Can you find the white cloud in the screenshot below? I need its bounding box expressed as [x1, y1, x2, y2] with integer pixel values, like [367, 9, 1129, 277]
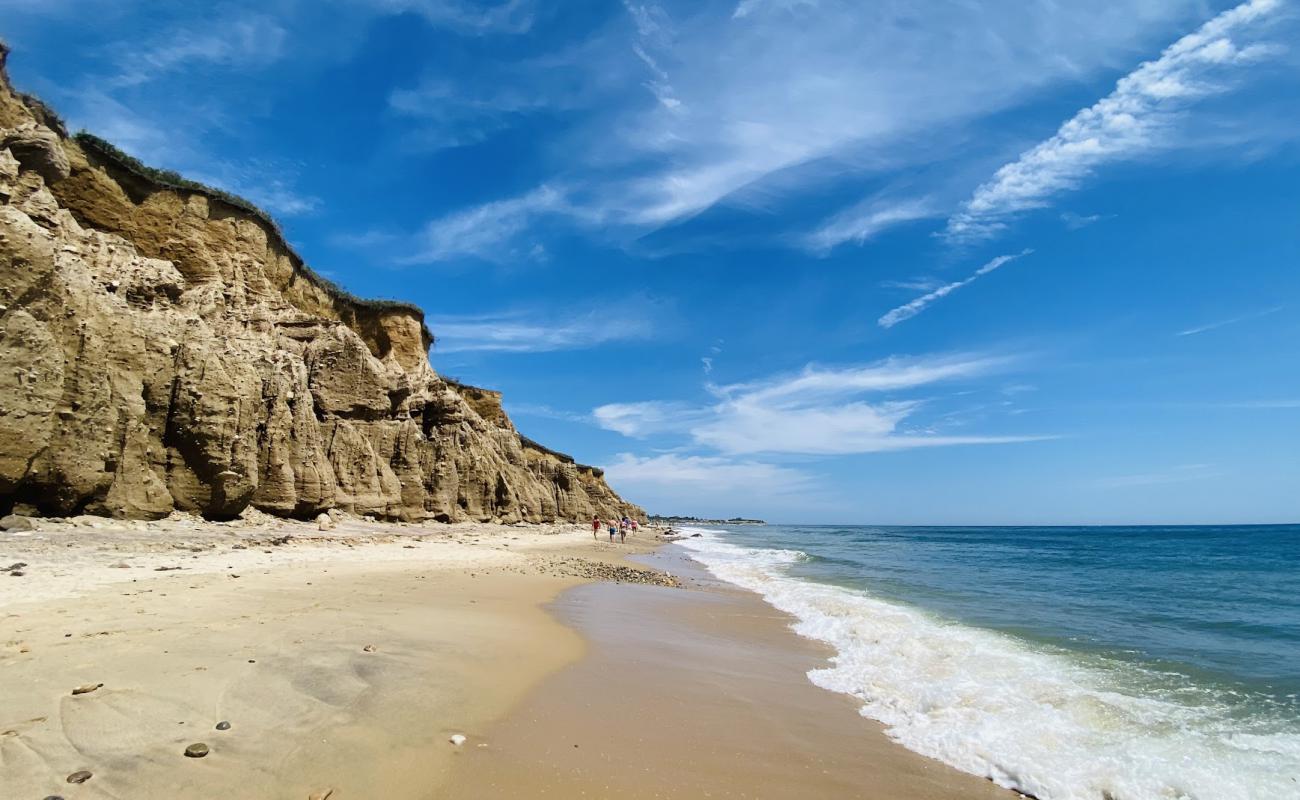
[108, 13, 286, 87]
[394, 0, 1261, 256]
[593, 401, 705, 438]
[596, 0, 1215, 227]
[596, 353, 1046, 456]
[1060, 211, 1106, 230]
[1176, 304, 1283, 336]
[387, 77, 554, 150]
[732, 0, 818, 20]
[804, 195, 936, 254]
[878, 250, 1032, 329]
[429, 307, 655, 353]
[701, 356, 713, 375]
[405, 185, 592, 263]
[604, 453, 811, 496]
[880, 277, 944, 292]
[364, 0, 535, 34]
[945, 0, 1286, 242]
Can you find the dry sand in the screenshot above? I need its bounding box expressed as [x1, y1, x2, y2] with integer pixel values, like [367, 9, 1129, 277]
[0, 514, 667, 799]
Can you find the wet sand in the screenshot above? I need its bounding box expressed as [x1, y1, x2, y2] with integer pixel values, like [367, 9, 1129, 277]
[446, 547, 1017, 799]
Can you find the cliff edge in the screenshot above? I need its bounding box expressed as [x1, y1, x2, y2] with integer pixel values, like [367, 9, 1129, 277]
[0, 44, 641, 523]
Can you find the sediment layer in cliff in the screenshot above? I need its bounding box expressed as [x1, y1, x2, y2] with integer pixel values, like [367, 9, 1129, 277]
[0, 44, 641, 523]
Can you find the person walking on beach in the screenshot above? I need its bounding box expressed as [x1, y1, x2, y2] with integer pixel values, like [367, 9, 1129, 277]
[618, 518, 628, 544]
[608, 519, 618, 542]
[592, 515, 601, 541]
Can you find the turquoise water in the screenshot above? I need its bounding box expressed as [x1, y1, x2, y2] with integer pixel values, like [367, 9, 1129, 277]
[677, 524, 1300, 800]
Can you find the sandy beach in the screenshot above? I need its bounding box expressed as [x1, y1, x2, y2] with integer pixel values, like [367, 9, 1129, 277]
[1, 515, 1012, 799]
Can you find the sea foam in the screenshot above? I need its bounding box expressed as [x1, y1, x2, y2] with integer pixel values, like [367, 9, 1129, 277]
[676, 527, 1300, 800]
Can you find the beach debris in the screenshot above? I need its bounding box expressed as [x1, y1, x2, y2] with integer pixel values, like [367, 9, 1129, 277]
[308, 789, 335, 800]
[109, 562, 131, 568]
[154, 565, 182, 571]
[184, 742, 210, 758]
[71, 683, 103, 695]
[43, 795, 66, 800]
[0, 513, 35, 531]
[4, 561, 26, 571]
[215, 721, 231, 731]
[66, 770, 93, 783]
[362, 644, 376, 653]
[449, 734, 467, 746]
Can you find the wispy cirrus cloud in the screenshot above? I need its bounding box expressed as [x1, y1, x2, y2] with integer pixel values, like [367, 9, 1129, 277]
[878, 250, 1032, 329]
[804, 195, 936, 255]
[944, 0, 1287, 243]
[1176, 304, 1283, 336]
[595, 353, 1046, 456]
[403, 0, 1222, 258]
[362, 0, 536, 35]
[428, 305, 656, 353]
[603, 452, 814, 507]
[592, 401, 707, 438]
[405, 185, 595, 264]
[105, 13, 287, 88]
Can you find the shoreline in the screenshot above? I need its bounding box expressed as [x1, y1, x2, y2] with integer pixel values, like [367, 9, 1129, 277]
[1, 515, 1014, 799]
[445, 543, 1017, 799]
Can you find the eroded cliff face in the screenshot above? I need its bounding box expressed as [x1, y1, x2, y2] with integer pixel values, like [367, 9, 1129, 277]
[0, 46, 641, 523]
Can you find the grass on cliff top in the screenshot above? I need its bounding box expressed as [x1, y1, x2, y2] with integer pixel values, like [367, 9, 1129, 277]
[70, 132, 430, 322]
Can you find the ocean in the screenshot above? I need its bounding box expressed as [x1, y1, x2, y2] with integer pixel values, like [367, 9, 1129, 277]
[675, 524, 1300, 800]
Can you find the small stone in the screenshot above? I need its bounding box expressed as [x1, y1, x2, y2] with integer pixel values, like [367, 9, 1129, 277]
[308, 789, 335, 800]
[71, 683, 103, 695]
[449, 733, 467, 746]
[362, 644, 376, 653]
[109, 562, 131, 569]
[43, 795, 66, 800]
[316, 512, 332, 531]
[215, 721, 231, 731]
[184, 742, 209, 758]
[66, 770, 92, 783]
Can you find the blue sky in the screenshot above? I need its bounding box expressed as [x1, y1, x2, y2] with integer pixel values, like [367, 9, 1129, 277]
[4, 0, 1298, 524]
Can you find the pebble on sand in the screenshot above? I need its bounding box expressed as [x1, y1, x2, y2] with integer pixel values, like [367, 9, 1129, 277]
[215, 721, 231, 731]
[184, 742, 210, 758]
[66, 770, 92, 783]
[308, 789, 335, 800]
[449, 734, 467, 746]
[363, 644, 376, 652]
[71, 683, 103, 695]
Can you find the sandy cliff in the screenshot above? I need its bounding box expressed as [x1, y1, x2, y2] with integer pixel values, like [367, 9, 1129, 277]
[0, 44, 641, 523]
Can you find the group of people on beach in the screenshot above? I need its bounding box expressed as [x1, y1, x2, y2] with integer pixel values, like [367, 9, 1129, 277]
[592, 515, 638, 543]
